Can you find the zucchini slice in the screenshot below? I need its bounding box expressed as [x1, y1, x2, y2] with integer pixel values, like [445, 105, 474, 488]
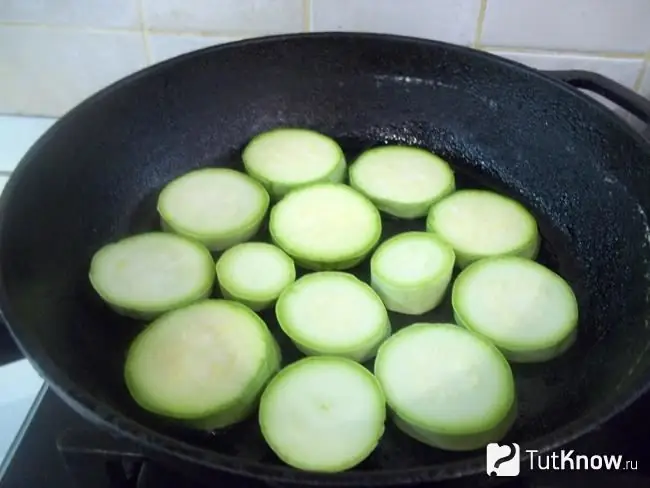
[269, 183, 382, 270]
[242, 128, 346, 200]
[452, 256, 579, 363]
[374, 323, 516, 451]
[259, 356, 386, 472]
[89, 232, 214, 320]
[349, 146, 455, 219]
[426, 189, 539, 268]
[157, 168, 270, 251]
[370, 231, 455, 315]
[215, 242, 296, 311]
[276, 272, 391, 362]
[125, 299, 281, 430]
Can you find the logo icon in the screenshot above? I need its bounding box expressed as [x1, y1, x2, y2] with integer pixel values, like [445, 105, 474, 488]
[486, 443, 520, 476]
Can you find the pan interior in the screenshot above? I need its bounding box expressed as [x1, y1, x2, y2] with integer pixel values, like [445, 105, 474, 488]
[2, 34, 650, 480]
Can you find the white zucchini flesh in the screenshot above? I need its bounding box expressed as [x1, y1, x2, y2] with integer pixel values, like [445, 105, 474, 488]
[242, 128, 346, 200]
[452, 256, 579, 363]
[215, 242, 296, 311]
[125, 299, 281, 430]
[269, 183, 382, 270]
[157, 168, 270, 251]
[259, 356, 386, 473]
[370, 231, 455, 315]
[88, 232, 214, 320]
[276, 272, 391, 362]
[349, 146, 455, 219]
[426, 189, 539, 268]
[374, 323, 516, 451]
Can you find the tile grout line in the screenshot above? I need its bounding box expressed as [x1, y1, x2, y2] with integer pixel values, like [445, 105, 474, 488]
[303, 0, 312, 32]
[0, 21, 285, 39]
[136, 0, 153, 65]
[0, 20, 138, 34]
[483, 45, 646, 60]
[0, 114, 58, 118]
[0, 113, 56, 120]
[0, 18, 646, 61]
[633, 62, 647, 93]
[472, 0, 488, 48]
[144, 28, 271, 38]
[632, 49, 650, 93]
[136, 0, 153, 66]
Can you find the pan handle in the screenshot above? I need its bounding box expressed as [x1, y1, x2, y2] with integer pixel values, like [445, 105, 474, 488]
[541, 69, 650, 124]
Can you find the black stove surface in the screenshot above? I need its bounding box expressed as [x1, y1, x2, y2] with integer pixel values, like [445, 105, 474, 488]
[0, 385, 649, 488]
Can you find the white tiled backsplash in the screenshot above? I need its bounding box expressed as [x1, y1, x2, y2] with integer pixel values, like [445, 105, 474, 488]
[1, 0, 650, 118]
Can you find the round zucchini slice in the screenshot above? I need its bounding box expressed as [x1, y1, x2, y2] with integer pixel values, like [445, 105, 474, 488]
[216, 242, 296, 311]
[374, 323, 516, 451]
[259, 356, 386, 472]
[349, 145, 455, 219]
[242, 128, 346, 200]
[426, 189, 539, 268]
[269, 183, 382, 270]
[276, 272, 391, 362]
[157, 168, 270, 251]
[370, 231, 455, 315]
[125, 299, 281, 430]
[89, 232, 214, 320]
[452, 256, 579, 363]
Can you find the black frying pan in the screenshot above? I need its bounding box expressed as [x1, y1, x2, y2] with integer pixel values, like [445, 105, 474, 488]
[2, 33, 650, 486]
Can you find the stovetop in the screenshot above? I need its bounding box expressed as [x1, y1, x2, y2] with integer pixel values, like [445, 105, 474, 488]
[0, 383, 649, 488]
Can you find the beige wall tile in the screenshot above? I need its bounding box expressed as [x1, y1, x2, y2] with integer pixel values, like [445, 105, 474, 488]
[482, 0, 650, 54]
[143, 0, 304, 34]
[311, 0, 482, 45]
[0, 26, 147, 116]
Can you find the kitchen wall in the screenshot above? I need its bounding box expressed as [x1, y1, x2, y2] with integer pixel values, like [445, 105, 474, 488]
[1, 0, 650, 118]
